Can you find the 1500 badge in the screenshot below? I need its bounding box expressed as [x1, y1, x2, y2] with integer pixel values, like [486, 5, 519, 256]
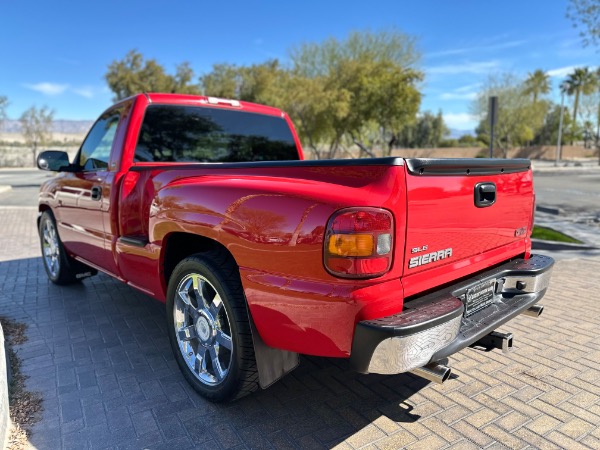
[409, 248, 453, 269]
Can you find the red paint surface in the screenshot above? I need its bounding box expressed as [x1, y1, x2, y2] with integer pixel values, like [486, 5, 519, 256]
[38, 93, 534, 358]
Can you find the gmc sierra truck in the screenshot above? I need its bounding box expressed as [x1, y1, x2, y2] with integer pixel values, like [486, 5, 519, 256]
[37, 93, 554, 402]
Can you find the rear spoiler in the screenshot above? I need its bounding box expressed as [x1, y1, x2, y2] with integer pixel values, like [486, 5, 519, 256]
[405, 158, 531, 176]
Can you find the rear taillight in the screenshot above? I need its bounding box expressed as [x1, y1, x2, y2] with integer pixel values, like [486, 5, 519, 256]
[324, 208, 394, 278]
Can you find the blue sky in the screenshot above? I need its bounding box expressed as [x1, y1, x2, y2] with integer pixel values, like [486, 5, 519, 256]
[1, 0, 598, 130]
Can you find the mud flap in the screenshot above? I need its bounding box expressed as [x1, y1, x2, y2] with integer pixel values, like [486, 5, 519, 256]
[71, 260, 98, 280]
[75, 268, 97, 279]
[247, 310, 299, 389]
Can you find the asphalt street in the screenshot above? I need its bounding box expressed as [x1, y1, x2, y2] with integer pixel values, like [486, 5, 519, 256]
[0, 169, 53, 207]
[534, 171, 600, 222]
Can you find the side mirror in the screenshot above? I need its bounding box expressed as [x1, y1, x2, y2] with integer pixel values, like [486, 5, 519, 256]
[37, 150, 71, 172]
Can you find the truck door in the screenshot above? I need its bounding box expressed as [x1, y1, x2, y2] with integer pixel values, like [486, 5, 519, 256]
[55, 108, 123, 275]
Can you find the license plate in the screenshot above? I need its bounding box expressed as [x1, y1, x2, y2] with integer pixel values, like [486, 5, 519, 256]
[465, 279, 496, 317]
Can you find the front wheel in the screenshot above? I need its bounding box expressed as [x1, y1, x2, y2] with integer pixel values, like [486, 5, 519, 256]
[166, 252, 259, 402]
[39, 211, 91, 285]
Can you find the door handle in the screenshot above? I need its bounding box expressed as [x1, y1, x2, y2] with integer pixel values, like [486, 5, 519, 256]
[91, 185, 102, 201]
[474, 182, 496, 208]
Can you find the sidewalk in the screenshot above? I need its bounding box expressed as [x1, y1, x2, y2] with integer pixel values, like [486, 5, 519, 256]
[1, 207, 600, 449]
[532, 159, 600, 173]
[533, 207, 600, 261]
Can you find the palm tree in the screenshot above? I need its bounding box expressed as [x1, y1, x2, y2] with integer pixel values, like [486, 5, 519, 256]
[563, 67, 597, 131]
[596, 67, 600, 166]
[523, 69, 550, 104]
[563, 67, 598, 144]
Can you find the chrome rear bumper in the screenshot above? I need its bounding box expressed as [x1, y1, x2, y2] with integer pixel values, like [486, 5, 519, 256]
[349, 254, 554, 375]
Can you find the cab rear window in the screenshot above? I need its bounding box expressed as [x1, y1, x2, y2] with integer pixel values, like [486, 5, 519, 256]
[134, 105, 299, 163]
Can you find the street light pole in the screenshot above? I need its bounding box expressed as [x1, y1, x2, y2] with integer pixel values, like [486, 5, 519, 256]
[555, 86, 566, 167]
[489, 96, 498, 158]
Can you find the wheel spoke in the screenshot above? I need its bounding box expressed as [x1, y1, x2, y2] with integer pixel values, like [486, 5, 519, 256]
[178, 325, 197, 342]
[209, 346, 224, 381]
[185, 304, 200, 320]
[191, 351, 201, 374]
[216, 330, 232, 350]
[192, 276, 210, 310]
[177, 278, 193, 306]
[199, 348, 209, 373]
[209, 293, 223, 318]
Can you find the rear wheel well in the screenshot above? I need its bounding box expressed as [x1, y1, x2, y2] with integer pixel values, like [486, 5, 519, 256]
[162, 232, 236, 287]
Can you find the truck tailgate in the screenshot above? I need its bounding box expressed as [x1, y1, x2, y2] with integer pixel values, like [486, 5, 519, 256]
[401, 158, 534, 296]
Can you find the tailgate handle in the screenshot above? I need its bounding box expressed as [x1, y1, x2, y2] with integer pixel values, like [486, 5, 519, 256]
[474, 182, 496, 207]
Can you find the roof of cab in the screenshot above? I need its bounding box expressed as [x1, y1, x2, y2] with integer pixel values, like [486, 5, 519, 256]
[143, 93, 285, 117]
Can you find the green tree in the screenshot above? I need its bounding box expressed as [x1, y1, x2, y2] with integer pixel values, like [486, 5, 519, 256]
[395, 111, 449, 148]
[472, 73, 548, 157]
[596, 68, 600, 163]
[597, 67, 600, 138]
[20, 106, 54, 167]
[200, 63, 241, 99]
[0, 96, 8, 131]
[563, 67, 598, 141]
[105, 50, 200, 100]
[567, 0, 600, 48]
[200, 60, 284, 105]
[457, 134, 481, 146]
[523, 70, 551, 104]
[284, 29, 422, 158]
[534, 104, 577, 145]
[274, 71, 351, 159]
[238, 60, 283, 104]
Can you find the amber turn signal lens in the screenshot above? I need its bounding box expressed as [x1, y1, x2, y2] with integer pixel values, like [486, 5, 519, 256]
[324, 207, 394, 278]
[328, 234, 374, 257]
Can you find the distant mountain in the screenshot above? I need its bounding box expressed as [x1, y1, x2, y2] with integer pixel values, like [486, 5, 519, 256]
[2, 119, 93, 134]
[448, 128, 474, 139]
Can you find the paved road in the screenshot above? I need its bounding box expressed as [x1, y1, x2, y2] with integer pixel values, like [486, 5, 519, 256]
[0, 169, 53, 206]
[534, 172, 600, 222]
[1, 207, 600, 449]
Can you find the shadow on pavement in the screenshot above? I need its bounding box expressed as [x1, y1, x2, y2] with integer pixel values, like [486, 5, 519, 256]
[0, 256, 432, 449]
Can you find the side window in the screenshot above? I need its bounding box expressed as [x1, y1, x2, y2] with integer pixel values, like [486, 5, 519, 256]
[79, 109, 121, 171]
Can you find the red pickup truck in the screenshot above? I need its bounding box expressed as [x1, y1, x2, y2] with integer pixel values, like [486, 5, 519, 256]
[37, 93, 553, 402]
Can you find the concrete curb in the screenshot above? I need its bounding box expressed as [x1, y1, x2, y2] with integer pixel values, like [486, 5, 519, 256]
[0, 186, 11, 194]
[535, 205, 562, 215]
[531, 238, 598, 251]
[532, 164, 600, 173]
[0, 323, 9, 449]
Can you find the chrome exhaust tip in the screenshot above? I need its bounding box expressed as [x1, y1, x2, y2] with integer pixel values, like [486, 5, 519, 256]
[410, 362, 452, 384]
[521, 304, 544, 318]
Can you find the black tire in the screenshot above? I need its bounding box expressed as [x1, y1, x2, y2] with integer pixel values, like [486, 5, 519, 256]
[166, 251, 259, 402]
[38, 211, 95, 285]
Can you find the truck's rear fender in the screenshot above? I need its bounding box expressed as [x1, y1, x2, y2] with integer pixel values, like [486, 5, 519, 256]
[145, 165, 408, 357]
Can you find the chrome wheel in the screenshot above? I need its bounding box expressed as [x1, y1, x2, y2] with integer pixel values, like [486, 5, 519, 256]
[42, 218, 60, 278]
[173, 273, 233, 386]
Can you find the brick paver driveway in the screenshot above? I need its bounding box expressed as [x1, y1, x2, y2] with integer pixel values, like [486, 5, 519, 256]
[1, 206, 600, 449]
